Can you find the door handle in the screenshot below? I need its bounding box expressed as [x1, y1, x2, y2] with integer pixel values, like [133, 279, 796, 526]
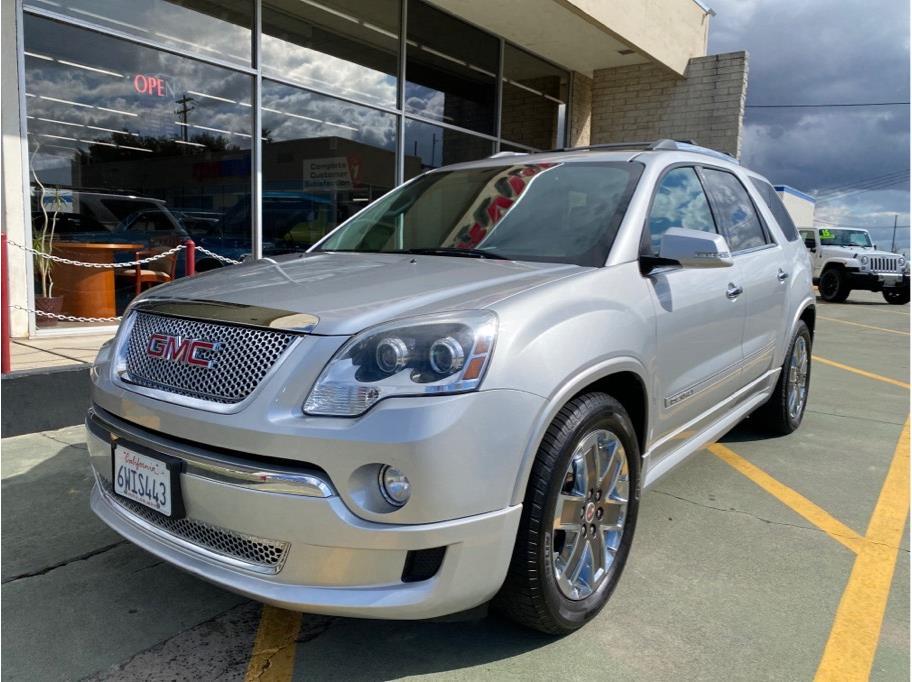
[726, 283, 743, 299]
[777, 269, 789, 282]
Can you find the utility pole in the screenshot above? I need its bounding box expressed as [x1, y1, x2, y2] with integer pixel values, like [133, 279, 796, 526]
[891, 213, 898, 252]
[174, 94, 195, 142]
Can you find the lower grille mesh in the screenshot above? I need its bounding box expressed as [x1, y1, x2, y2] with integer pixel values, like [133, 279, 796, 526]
[99, 475, 289, 573]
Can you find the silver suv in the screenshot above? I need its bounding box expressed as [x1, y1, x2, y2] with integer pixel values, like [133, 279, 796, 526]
[87, 140, 815, 634]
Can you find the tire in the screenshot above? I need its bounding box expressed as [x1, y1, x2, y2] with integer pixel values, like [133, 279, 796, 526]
[494, 392, 640, 635]
[753, 321, 812, 435]
[818, 268, 850, 303]
[882, 288, 910, 305]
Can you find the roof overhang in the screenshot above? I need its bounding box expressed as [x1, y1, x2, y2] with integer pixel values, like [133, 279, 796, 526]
[426, 0, 712, 76]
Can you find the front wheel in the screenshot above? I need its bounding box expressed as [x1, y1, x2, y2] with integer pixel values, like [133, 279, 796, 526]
[495, 393, 639, 635]
[883, 287, 910, 305]
[819, 269, 850, 303]
[753, 321, 812, 435]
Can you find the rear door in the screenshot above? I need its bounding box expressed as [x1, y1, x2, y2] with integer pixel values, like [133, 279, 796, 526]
[702, 168, 788, 385]
[643, 166, 746, 458]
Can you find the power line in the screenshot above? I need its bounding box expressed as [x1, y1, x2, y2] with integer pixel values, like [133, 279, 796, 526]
[746, 101, 909, 109]
[815, 173, 910, 203]
[816, 170, 911, 196]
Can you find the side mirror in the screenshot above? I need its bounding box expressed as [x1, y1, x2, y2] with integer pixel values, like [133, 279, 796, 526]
[804, 237, 816, 251]
[658, 227, 733, 268]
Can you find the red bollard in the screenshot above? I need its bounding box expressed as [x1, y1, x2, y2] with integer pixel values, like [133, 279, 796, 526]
[2, 233, 11, 374]
[185, 239, 196, 277]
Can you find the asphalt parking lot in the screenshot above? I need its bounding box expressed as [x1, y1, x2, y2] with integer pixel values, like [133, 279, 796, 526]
[2, 291, 908, 681]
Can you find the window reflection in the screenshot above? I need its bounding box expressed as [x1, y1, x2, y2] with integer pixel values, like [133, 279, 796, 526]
[261, 80, 397, 253]
[404, 119, 493, 179]
[24, 15, 253, 326]
[501, 45, 568, 150]
[405, 1, 498, 135]
[23, 0, 253, 66]
[262, 0, 399, 109]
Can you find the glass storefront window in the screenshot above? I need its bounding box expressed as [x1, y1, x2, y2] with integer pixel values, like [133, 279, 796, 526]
[262, 0, 399, 109]
[501, 44, 568, 150]
[23, 0, 253, 67]
[405, 1, 498, 135]
[261, 79, 397, 253]
[24, 14, 253, 326]
[404, 119, 493, 179]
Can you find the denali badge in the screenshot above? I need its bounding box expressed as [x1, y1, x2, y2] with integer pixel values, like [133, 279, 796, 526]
[146, 333, 219, 368]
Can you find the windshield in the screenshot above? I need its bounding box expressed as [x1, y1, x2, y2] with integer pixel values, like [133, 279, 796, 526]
[315, 162, 643, 267]
[819, 228, 872, 248]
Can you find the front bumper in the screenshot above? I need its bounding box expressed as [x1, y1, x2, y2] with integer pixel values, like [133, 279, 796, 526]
[86, 410, 524, 619]
[848, 271, 909, 291]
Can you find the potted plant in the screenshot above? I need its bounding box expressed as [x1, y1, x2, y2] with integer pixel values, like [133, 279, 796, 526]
[33, 185, 65, 327]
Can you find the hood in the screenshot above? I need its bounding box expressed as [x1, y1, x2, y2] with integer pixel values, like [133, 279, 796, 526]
[142, 252, 584, 335]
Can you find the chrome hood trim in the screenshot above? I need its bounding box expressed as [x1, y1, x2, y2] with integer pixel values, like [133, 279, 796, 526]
[130, 298, 318, 333]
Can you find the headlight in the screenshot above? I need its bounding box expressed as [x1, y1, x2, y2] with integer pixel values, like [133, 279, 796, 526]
[899, 256, 907, 269]
[860, 255, 869, 266]
[304, 311, 497, 416]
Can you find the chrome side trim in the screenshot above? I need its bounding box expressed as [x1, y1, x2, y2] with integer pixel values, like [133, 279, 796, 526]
[94, 472, 287, 576]
[664, 340, 777, 409]
[742, 340, 776, 373]
[89, 407, 335, 498]
[665, 358, 741, 408]
[131, 298, 318, 332]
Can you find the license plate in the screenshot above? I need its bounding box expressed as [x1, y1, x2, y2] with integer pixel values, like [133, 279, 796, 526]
[113, 443, 182, 517]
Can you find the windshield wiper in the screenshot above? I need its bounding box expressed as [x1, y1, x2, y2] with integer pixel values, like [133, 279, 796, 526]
[394, 247, 509, 260]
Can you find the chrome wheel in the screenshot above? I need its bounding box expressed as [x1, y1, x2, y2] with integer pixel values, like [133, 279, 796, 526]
[787, 336, 809, 420]
[551, 429, 629, 600]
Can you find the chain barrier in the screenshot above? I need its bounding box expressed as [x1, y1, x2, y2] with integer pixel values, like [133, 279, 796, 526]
[8, 240, 186, 269]
[11, 304, 121, 323]
[194, 245, 242, 264]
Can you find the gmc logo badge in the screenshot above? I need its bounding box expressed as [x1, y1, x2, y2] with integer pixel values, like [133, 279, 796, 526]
[147, 333, 219, 368]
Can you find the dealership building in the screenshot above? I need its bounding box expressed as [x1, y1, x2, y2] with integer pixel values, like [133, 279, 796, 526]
[1, 0, 748, 339]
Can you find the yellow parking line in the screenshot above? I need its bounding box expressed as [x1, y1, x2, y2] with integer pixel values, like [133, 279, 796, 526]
[813, 355, 910, 390]
[815, 416, 910, 681]
[708, 444, 865, 554]
[817, 315, 909, 336]
[244, 605, 301, 682]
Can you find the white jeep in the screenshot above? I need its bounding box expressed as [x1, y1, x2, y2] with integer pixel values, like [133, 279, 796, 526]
[799, 227, 909, 304]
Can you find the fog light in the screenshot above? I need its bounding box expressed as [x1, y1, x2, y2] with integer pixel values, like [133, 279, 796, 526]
[379, 465, 410, 506]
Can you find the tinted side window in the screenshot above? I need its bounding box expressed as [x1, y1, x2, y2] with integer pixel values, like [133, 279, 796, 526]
[750, 178, 800, 241]
[646, 167, 717, 255]
[702, 169, 768, 253]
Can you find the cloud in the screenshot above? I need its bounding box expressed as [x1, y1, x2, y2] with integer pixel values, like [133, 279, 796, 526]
[708, 0, 910, 248]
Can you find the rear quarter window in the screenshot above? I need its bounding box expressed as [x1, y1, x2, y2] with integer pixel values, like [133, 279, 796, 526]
[750, 178, 800, 242]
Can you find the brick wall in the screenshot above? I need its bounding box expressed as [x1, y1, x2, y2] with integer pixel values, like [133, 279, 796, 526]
[568, 72, 592, 147]
[500, 76, 565, 150]
[590, 52, 749, 158]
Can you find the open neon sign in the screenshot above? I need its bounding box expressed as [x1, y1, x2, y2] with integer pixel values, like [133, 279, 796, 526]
[133, 74, 166, 97]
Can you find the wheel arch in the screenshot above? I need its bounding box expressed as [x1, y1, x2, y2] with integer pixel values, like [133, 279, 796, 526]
[510, 359, 650, 506]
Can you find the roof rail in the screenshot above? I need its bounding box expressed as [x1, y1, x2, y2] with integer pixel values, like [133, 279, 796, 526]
[547, 139, 739, 164]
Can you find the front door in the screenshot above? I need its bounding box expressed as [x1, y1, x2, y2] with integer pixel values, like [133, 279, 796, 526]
[643, 166, 746, 463]
[702, 168, 788, 385]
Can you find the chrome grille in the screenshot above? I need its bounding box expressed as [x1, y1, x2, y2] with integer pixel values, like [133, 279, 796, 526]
[870, 256, 900, 273]
[122, 311, 297, 404]
[99, 474, 289, 574]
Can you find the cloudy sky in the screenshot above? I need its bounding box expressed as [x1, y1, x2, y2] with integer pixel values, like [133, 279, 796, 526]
[708, 0, 910, 251]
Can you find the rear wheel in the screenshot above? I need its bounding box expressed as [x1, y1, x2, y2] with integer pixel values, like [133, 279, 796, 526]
[883, 287, 910, 305]
[819, 269, 850, 303]
[495, 393, 639, 635]
[753, 321, 812, 435]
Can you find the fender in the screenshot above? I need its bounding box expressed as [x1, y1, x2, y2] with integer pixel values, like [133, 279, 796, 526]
[509, 354, 651, 506]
